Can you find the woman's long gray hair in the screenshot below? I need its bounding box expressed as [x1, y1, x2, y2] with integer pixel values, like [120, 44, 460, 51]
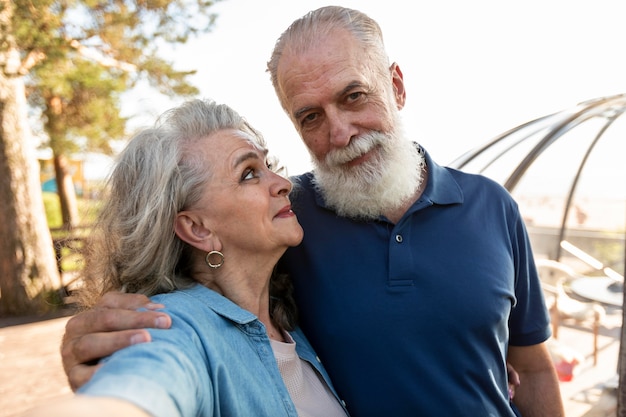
[77, 99, 266, 308]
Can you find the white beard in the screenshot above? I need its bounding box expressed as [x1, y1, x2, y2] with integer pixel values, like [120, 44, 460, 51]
[311, 119, 426, 221]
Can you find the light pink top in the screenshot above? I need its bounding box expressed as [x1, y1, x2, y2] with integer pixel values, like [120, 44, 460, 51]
[271, 333, 346, 417]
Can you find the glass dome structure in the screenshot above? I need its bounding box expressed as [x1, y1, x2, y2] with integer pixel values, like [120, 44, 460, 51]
[451, 94, 626, 284]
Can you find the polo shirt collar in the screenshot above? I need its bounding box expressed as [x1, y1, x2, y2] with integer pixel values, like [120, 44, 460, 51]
[421, 146, 464, 206]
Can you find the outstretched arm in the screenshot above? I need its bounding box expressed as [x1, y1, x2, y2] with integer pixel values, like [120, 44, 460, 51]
[508, 342, 564, 417]
[61, 292, 172, 391]
[22, 396, 151, 417]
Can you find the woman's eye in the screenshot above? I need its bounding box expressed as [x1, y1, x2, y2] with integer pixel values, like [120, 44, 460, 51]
[266, 155, 285, 174]
[266, 156, 279, 171]
[242, 169, 256, 180]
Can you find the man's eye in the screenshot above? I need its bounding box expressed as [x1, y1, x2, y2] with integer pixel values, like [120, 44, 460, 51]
[301, 113, 317, 126]
[347, 91, 362, 102]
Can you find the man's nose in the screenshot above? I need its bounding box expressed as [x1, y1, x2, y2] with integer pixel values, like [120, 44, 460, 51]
[327, 109, 357, 148]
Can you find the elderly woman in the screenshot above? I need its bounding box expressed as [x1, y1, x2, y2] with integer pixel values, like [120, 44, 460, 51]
[24, 99, 348, 417]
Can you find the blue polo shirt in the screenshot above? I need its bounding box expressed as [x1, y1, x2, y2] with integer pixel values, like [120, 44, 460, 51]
[279, 148, 551, 416]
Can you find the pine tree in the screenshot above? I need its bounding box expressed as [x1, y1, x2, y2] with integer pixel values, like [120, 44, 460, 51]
[0, 0, 218, 315]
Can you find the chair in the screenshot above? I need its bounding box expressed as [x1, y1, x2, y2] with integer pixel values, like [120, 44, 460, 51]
[534, 259, 605, 365]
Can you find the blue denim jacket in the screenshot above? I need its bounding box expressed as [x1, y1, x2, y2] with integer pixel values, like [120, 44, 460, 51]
[78, 284, 348, 417]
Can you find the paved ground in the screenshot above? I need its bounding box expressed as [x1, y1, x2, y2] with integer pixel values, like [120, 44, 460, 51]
[0, 309, 75, 417]
[554, 305, 621, 417]
[0, 306, 621, 416]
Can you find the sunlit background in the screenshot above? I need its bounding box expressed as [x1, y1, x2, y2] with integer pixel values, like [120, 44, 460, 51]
[21, 4, 626, 413]
[121, 0, 626, 175]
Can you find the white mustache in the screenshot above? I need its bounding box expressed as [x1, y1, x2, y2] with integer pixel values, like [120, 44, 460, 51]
[324, 132, 384, 167]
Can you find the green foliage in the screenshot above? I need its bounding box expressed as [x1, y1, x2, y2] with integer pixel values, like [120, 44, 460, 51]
[44, 191, 102, 273]
[13, 0, 221, 230]
[43, 191, 63, 228]
[11, 0, 62, 52]
[593, 239, 626, 275]
[16, 0, 222, 157]
[43, 191, 102, 229]
[32, 58, 128, 155]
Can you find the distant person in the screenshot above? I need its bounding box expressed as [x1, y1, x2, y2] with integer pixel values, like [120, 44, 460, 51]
[60, 6, 563, 416]
[23, 99, 348, 417]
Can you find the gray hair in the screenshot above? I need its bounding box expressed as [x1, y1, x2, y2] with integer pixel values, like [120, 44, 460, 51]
[267, 6, 390, 112]
[78, 99, 267, 307]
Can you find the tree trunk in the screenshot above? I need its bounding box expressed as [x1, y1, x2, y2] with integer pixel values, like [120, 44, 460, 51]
[618, 250, 625, 416]
[0, 68, 62, 316]
[54, 153, 79, 229]
[617, 316, 626, 417]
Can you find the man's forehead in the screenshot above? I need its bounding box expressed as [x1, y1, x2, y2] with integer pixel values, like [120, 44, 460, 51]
[279, 56, 371, 102]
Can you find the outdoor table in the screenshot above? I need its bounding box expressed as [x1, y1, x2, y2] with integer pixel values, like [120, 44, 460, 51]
[569, 276, 623, 308]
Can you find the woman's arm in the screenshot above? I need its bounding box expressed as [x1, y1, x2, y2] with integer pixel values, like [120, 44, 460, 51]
[22, 396, 151, 417]
[61, 292, 172, 391]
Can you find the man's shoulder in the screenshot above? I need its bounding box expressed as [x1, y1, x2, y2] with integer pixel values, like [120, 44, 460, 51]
[289, 171, 317, 204]
[290, 171, 315, 187]
[445, 165, 510, 195]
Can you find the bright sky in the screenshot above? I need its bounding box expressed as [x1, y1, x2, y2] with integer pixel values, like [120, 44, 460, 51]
[123, 0, 626, 175]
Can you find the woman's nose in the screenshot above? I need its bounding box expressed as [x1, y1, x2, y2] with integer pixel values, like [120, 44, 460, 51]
[271, 171, 292, 196]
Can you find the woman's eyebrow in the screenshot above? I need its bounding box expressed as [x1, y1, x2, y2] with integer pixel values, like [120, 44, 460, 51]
[233, 148, 268, 168]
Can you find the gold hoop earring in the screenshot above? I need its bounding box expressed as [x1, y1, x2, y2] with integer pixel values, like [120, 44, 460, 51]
[205, 250, 224, 269]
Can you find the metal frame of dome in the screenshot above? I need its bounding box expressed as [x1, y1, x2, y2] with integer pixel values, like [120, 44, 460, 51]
[450, 93, 626, 276]
[449, 94, 626, 409]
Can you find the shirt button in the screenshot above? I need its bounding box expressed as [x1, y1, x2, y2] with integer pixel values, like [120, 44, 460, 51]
[316, 356, 322, 363]
[395, 234, 403, 243]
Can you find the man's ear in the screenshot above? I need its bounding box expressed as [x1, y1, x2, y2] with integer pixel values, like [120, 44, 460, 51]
[174, 212, 217, 251]
[390, 62, 406, 110]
